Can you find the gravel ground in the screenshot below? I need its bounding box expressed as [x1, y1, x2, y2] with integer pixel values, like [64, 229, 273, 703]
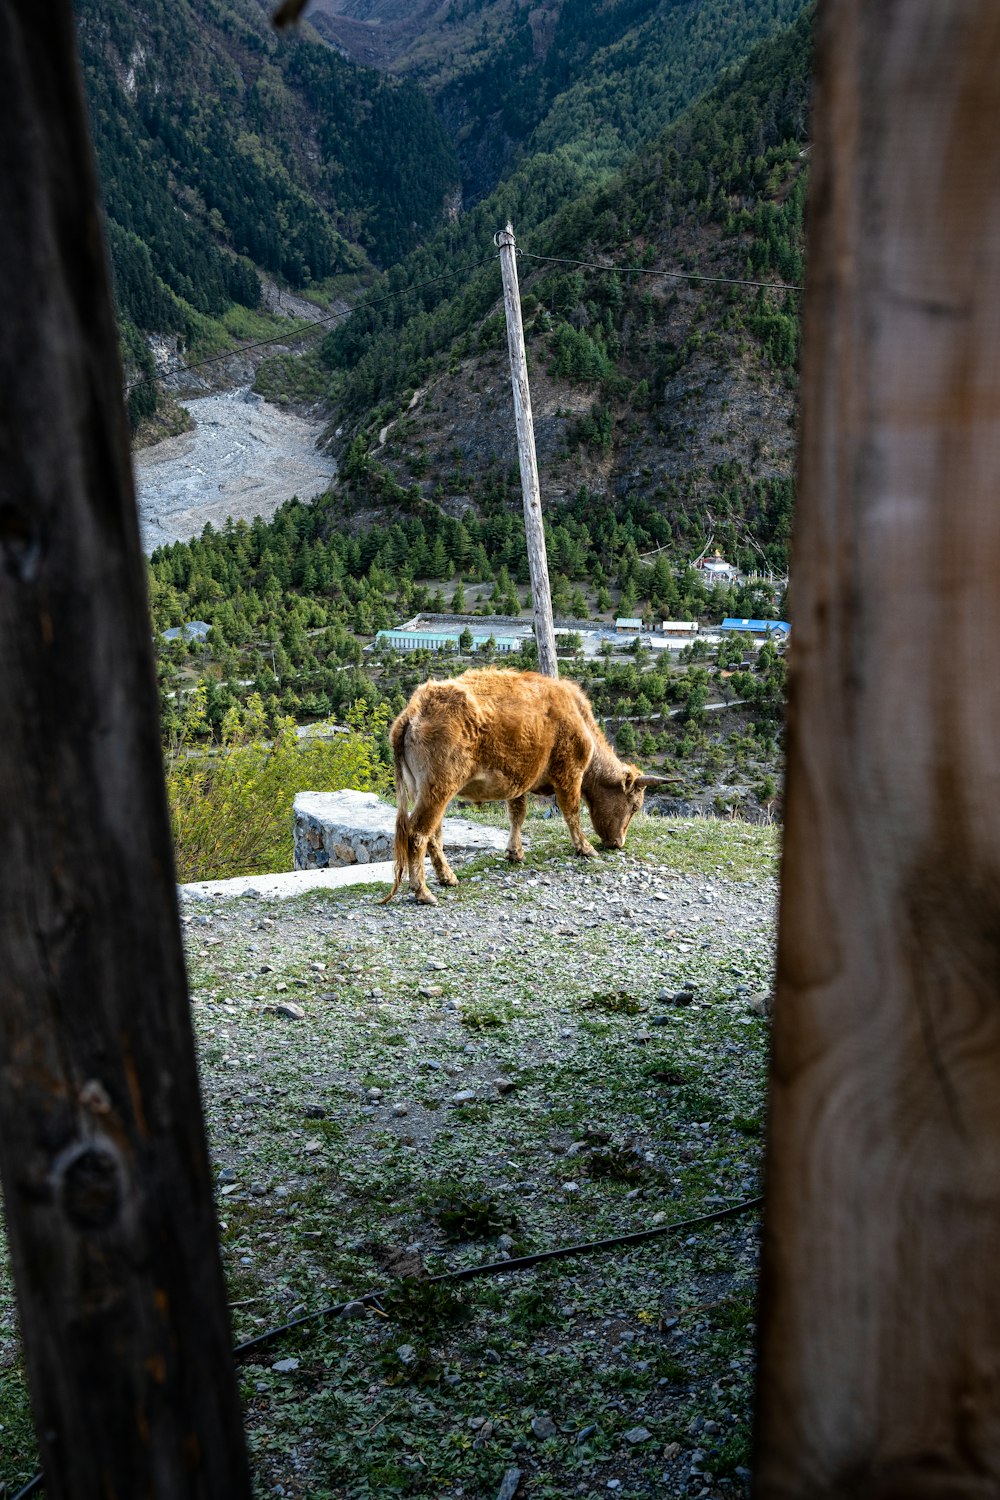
[0, 815, 778, 1499]
[133, 386, 337, 554]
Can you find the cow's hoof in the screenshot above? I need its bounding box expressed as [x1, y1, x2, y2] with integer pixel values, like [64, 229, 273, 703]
[414, 889, 438, 906]
[505, 848, 525, 863]
[575, 842, 597, 858]
[439, 871, 459, 887]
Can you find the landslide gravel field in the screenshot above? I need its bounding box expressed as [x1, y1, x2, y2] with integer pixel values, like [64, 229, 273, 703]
[133, 386, 337, 554]
[0, 814, 778, 1500]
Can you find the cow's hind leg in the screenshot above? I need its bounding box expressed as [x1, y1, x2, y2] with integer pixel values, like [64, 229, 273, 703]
[506, 794, 528, 862]
[406, 798, 451, 904]
[555, 781, 596, 858]
[428, 821, 459, 888]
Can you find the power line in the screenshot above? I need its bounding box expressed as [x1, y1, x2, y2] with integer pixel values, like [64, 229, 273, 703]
[518, 248, 802, 294]
[126, 237, 801, 401]
[126, 254, 500, 395]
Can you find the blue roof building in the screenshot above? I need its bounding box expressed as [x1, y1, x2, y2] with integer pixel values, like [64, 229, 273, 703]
[719, 618, 790, 639]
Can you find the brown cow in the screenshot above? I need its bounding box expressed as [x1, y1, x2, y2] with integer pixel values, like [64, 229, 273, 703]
[382, 667, 669, 904]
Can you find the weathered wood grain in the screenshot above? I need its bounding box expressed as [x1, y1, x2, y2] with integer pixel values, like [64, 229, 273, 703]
[757, 2, 1000, 1495]
[0, 5, 252, 1495]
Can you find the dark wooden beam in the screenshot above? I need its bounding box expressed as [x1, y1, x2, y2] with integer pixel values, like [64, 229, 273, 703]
[0, 4, 252, 1494]
[757, 2, 1000, 1495]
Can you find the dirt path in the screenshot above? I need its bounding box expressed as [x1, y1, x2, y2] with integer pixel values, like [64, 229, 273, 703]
[133, 386, 337, 554]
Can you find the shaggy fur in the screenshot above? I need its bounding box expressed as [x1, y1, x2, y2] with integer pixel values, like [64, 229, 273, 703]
[382, 668, 667, 904]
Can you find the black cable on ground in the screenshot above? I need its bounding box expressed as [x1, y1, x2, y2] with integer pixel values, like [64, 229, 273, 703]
[234, 1193, 763, 1361]
[6, 1193, 762, 1498]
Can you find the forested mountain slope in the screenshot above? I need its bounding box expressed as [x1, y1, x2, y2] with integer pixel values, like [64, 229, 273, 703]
[438, 0, 810, 198]
[310, 0, 809, 201]
[138, 14, 813, 807]
[306, 0, 523, 80]
[75, 0, 458, 421]
[307, 9, 811, 578]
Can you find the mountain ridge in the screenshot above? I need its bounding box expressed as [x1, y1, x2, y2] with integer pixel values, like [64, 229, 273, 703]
[303, 8, 811, 580]
[75, 0, 460, 424]
[307, 0, 809, 201]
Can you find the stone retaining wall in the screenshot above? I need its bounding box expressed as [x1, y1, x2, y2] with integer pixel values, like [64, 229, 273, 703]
[293, 789, 509, 870]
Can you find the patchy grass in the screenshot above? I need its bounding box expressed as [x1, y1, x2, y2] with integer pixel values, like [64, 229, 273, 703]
[0, 817, 775, 1498]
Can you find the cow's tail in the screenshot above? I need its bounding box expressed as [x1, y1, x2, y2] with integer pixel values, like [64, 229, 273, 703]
[380, 719, 411, 904]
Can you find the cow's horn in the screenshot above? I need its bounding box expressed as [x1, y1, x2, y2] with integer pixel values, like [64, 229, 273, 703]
[635, 775, 678, 790]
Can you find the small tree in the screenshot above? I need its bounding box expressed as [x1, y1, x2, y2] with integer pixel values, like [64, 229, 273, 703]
[756, 773, 777, 808]
[680, 667, 709, 722]
[459, 626, 474, 653]
[616, 720, 637, 756]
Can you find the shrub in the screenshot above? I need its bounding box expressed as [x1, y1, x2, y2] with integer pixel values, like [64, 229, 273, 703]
[166, 687, 391, 882]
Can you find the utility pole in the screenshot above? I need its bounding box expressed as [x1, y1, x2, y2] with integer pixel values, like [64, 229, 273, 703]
[496, 222, 558, 677]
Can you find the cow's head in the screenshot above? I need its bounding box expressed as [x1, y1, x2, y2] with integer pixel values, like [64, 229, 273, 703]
[585, 766, 672, 849]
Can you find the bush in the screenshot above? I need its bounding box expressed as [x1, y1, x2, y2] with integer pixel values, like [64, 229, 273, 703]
[166, 687, 391, 882]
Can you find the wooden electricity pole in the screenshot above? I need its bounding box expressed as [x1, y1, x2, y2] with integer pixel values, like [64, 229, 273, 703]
[497, 222, 559, 677]
[0, 5, 251, 1495]
[757, 2, 1000, 1494]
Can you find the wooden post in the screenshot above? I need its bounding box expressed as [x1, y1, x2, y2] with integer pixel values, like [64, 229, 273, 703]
[757, 2, 1000, 1495]
[0, 6, 252, 1495]
[497, 222, 558, 677]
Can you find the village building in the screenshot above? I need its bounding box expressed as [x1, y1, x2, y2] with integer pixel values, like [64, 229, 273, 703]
[719, 617, 791, 642]
[374, 628, 520, 654]
[698, 554, 741, 587]
[162, 620, 211, 643]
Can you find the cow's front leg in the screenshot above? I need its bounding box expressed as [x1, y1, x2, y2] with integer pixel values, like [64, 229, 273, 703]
[428, 822, 459, 888]
[505, 794, 528, 862]
[555, 783, 596, 857]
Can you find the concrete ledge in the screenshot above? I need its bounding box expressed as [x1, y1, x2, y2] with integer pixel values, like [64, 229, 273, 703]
[294, 788, 508, 870]
[179, 861, 396, 902]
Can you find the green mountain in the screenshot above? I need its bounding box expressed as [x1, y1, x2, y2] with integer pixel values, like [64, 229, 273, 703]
[309, 7, 811, 577]
[75, 0, 459, 421]
[133, 3, 810, 821]
[308, 0, 535, 86]
[312, 0, 809, 201]
[311, 0, 810, 424]
[439, 0, 810, 199]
